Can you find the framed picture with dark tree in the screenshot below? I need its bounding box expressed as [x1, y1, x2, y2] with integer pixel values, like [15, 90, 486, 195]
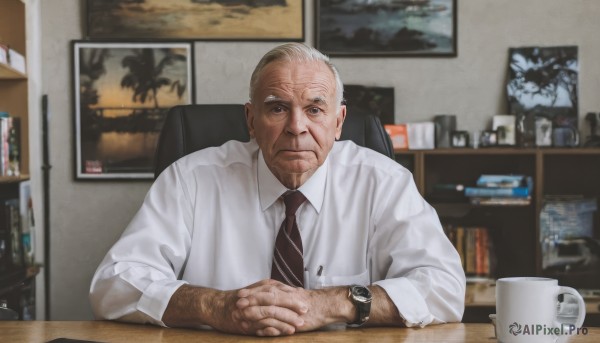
[343, 85, 395, 125]
[506, 46, 579, 147]
[315, 0, 457, 57]
[86, 0, 304, 41]
[72, 41, 195, 180]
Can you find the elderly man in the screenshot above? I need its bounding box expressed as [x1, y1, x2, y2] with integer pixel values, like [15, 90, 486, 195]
[90, 43, 465, 336]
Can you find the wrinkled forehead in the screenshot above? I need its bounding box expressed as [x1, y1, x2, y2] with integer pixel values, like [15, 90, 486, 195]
[254, 60, 337, 101]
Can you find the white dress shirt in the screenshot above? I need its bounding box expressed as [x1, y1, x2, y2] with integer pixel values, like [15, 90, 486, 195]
[89, 139, 465, 328]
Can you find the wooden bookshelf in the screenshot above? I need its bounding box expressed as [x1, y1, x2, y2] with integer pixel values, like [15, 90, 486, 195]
[0, 0, 29, 176]
[0, 0, 35, 321]
[0, 174, 29, 184]
[394, 148, 600, 325]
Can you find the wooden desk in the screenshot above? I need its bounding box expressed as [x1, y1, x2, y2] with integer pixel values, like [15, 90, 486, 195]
[0, 321, 598, 342]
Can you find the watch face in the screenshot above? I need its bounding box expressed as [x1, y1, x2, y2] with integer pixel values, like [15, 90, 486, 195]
[351, 285, 372, 302]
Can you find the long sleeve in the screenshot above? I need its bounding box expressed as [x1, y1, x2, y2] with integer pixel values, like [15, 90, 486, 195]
[371, 169, 466, 327]
[89, 164, 193, 326]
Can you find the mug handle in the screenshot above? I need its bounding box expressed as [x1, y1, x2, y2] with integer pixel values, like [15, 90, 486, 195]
[556, 286, 586, 328]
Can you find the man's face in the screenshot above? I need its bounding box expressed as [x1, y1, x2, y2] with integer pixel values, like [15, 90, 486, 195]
[245, 60, 346, 188]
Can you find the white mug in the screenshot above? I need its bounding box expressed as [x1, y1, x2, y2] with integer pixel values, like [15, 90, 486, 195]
[495, 277, 586, 343]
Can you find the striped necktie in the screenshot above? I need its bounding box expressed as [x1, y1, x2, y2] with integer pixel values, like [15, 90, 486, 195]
[271, 191, 307, 287]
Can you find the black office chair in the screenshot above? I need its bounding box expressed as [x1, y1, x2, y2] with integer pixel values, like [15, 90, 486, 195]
[154, 104, 394, 178]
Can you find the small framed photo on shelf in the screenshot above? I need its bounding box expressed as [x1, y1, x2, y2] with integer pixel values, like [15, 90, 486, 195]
[450, 131, 470, 148]
[492, 114, 516, 146]
[535, 116, 553, 147]
[480, 130, 498, 147]
[72, 41, 195, 180]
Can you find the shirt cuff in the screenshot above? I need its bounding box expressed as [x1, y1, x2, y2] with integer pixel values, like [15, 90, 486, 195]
[137, 279, 188, 326]
[374, 278, 434, 327]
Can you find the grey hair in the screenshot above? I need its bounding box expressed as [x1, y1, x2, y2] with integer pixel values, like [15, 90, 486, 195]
[249, 43, 344, 107]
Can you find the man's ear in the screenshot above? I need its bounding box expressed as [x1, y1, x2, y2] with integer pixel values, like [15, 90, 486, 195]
[245, 102, 255, 138]
[335, 105, 347, 140]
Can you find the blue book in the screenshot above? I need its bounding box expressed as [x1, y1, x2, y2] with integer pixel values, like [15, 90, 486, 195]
[476, 174, 531, 188]
[464, 186, 531, 198]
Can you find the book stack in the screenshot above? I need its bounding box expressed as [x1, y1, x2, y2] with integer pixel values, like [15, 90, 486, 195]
[0, 111, 21, 177]
[0, 198, 23, 273]
[0, 43, 26, 74]
[464, 174, 533, 206]
[444, 225, 495, 277]
[0, 181, 34, 274]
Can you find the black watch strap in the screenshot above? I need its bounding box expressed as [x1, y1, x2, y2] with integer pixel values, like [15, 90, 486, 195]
[347, 285, 372, 327]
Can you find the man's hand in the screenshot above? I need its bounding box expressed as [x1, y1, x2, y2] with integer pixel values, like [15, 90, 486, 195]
[162, 279, 308, 336]
[236, 280, 355, 335]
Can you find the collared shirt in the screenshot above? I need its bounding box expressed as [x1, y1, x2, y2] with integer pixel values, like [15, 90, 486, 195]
[89, 140, 465, 328]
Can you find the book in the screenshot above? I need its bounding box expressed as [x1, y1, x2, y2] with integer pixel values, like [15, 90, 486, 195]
[445, 226, 495, 277]
[0, 198, 23, 270]
[384, 124, 408, 150]
[428, 183, 466, 202]
[0, 116, 9, 175]
[19, 180, 34, 267]
[465, 229, 476, 274]
[469, 196, 532, 206]
[465, 186, 531, 198]
[407, 122, 435, 150]
[0, 115, 21, 176]
[8, 48, 26, 74]
[7, 117, 20, 176]
[0, 43, 8, 65]
[455, 227, 465, 269]
[476, 174, 531, 188]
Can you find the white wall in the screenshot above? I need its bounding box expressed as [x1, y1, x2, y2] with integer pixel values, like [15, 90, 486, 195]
[41, 0, 600, 319]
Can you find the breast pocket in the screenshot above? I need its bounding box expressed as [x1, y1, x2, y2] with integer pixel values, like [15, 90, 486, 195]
[311, 269, 370, 289]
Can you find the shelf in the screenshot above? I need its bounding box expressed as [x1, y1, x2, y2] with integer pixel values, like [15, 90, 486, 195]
[0, 62, 26, 79]
[0, 174, 29, 184]
[395, 147, 600, 155]
[0, 265, 40, 296]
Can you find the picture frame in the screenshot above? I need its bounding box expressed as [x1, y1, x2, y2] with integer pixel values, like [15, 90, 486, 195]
[72, 41, 195, 180]
[450, 130, 469, 148]
[492, 114, 516, 146]
[535, 116, 553, 147]
[316, 0, 457, 57]
[480, 130, 498, 147]
[507, 46, 579, 144]
[86, 0, 304, 41]
[344, 85, 395, 125]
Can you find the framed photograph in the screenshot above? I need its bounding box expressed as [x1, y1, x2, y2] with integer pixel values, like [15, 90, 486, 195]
[344, 85, 395, 125]
[73, 41, 195, 180]
[450, 130, 469, 148]
[535, 116, 553, 147]
[480, 130, 498, 147]
[492, 114, 516, 146]
[507, 46, 579, 146]
[316, 0, 457, 57]
[86, 0, 304, 41]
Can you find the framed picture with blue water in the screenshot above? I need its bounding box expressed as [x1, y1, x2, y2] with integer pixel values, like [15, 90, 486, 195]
[315, 0, 457, 57]
[72, 41, 195, 180]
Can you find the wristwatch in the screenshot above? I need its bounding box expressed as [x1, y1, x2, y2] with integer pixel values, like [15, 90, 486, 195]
[347, 284, 372, 327]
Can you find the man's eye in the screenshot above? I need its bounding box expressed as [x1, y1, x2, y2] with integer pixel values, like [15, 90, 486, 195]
[271, 106, 285, 114]
[307, 107, 322, 116]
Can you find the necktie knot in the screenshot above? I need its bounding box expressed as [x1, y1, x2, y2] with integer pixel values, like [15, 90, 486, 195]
[283, 191, 306, 216]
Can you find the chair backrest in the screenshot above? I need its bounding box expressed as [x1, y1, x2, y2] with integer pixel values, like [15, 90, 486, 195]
[154, 104, 394, 178]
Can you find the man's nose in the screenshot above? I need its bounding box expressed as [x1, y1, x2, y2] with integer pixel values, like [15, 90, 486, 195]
[285, 108, 308, 135]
